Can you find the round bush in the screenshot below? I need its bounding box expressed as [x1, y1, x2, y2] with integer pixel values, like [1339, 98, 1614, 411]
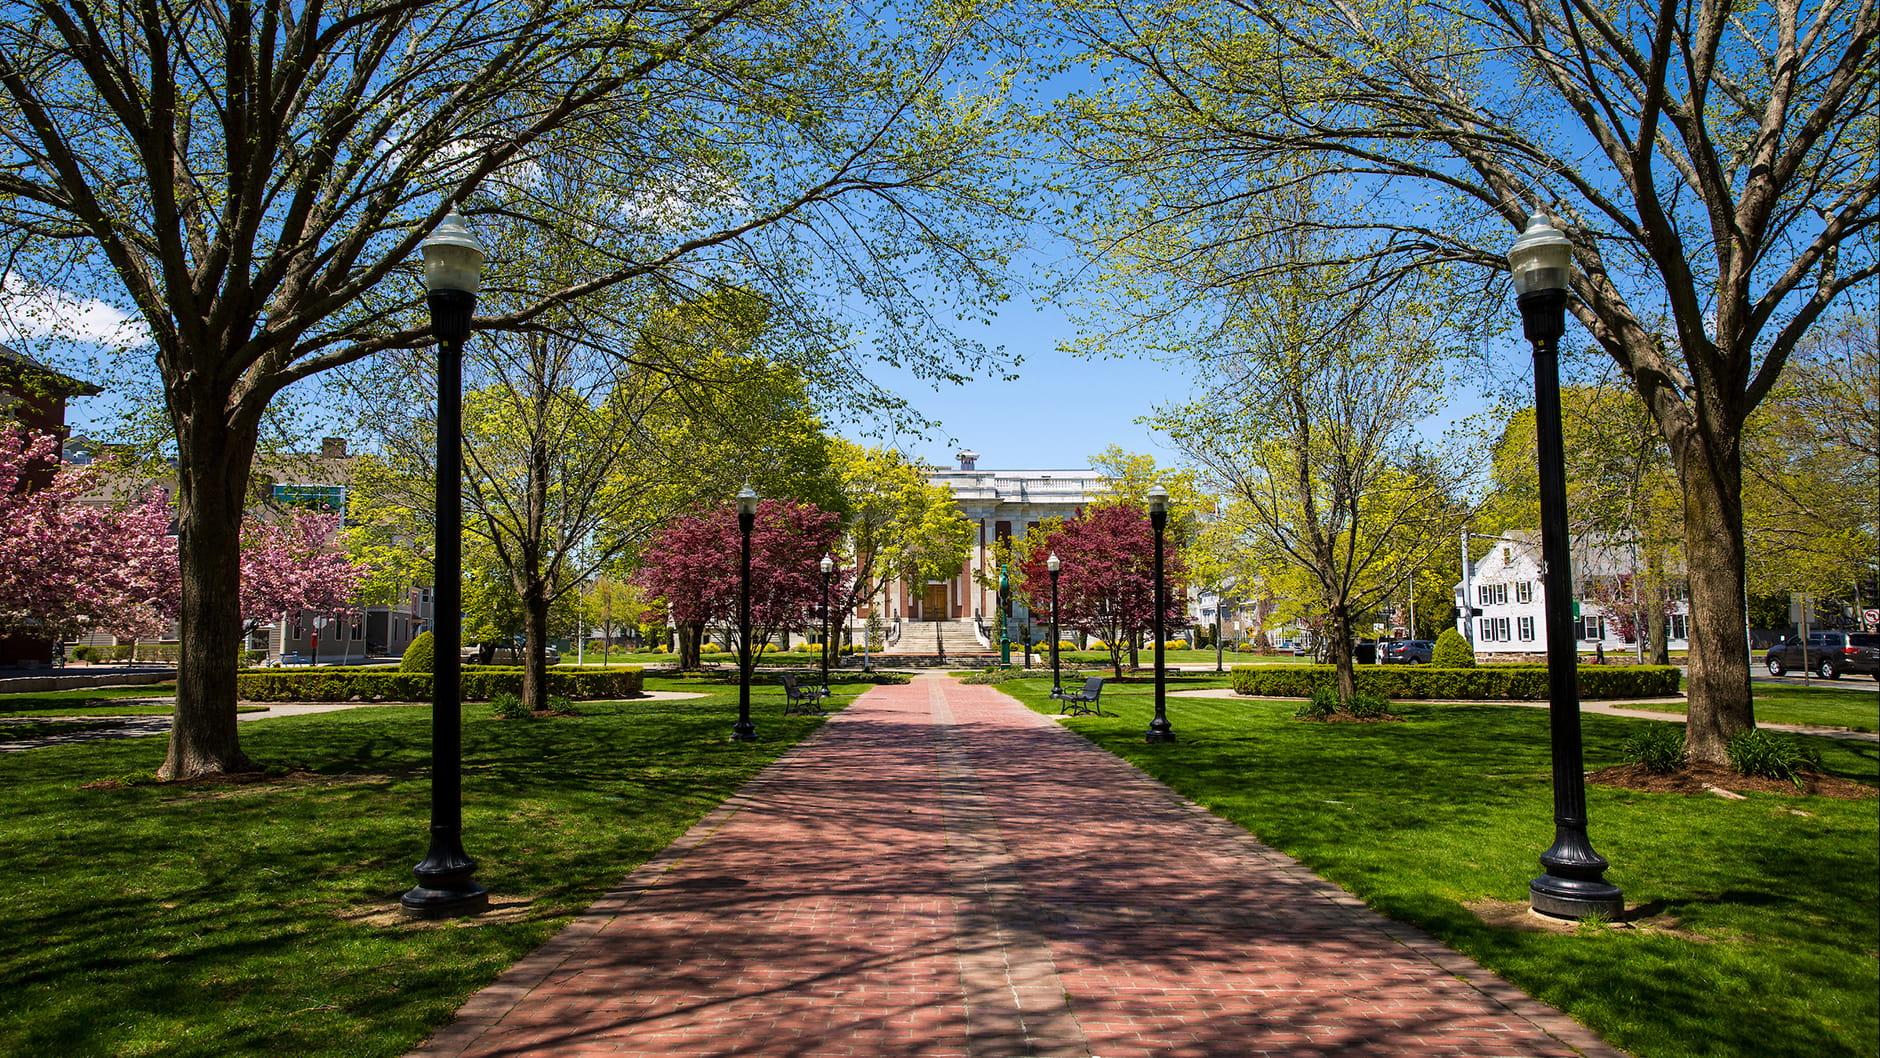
[1431, 628, 1476, 668]
[400, 631, 436, 672]
[1087, 639, 1108, 651]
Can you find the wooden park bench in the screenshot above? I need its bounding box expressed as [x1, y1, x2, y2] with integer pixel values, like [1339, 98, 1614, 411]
[1050, 676, 1104, 717]
[779, 673, 828, 716]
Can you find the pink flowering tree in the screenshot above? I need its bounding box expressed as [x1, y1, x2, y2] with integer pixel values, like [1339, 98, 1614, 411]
[635, 499, 843, 671]
[1020, 503, 1187, 678]
[239, 509, 369, 644]
[0, 429, 180, 642]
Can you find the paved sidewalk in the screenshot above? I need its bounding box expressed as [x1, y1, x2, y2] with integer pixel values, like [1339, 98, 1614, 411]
[411, 673, 1622, 1058]
[1171, 687, 1880, 743]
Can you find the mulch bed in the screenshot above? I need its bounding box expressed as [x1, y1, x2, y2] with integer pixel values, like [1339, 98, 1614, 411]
[1297, 713, 1406, 723]
[1589, 762, 1877, 799]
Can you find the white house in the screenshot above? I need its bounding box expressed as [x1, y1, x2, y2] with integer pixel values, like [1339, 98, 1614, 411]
[1457, 531, 1690, 658]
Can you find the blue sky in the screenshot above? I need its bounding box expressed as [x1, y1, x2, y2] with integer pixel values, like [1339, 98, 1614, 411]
[857, 297, 1191, 472]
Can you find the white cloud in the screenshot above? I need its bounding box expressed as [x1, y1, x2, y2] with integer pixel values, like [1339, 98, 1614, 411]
[0, 275, 150, 348]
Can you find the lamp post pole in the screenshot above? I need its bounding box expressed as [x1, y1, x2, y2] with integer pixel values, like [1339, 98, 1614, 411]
[733, 486, 758, 742]
[820, 553, 834, 697]
[998, 565, 1011, 665]
[1145, 486, 1174, 743]
[403, 211, 488, 918]
[1048, 553, 1063, 694]
[1510, 212, 1623, 920]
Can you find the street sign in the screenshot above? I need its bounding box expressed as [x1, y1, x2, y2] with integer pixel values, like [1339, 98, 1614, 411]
[1864, 608, 1879, 630]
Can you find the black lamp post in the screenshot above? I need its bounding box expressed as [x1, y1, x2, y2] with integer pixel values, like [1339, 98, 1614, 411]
[1145, 485, 1174, 743]
[1510, 211, 1623, 919]
[733, 485, 758, 742]
[1048, 553, 1063, 694]
[998, 564, 1011, 665]
[402, 211, 489, 919]
[819, 552, 835, 697]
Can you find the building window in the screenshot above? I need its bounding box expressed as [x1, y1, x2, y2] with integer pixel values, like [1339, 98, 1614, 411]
[1668, 614, 1688, 641]
[1518, 616, 1535, 641]
[1478, 617, 1512, 641]
[1515, 581, 1533, 604]
[1479, 583, 1508, 606]
[1574, 614, 1606, 641]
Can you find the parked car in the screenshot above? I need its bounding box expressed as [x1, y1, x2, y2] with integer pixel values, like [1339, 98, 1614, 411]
[1764, 631, 1880, 679]
[1382, 639, 1435, 664]
[463, 640, 562, 666]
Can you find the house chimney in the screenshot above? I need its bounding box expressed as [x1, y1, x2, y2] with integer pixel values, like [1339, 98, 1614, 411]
[320, 437, 347, 459]
[956, 449, 978, 471]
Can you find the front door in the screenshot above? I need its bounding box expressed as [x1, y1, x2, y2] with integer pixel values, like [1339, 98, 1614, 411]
[922, 583, 950, 620]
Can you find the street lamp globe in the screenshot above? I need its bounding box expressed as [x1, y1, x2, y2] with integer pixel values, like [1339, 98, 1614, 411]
[821, 553, 835, 576]
[420, 211, 487, 296]
[1507, 212, 1573, 297]
[1047, 553, 1060, 574]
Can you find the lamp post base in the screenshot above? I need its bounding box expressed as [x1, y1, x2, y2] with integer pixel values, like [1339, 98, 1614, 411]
[1144, 720, 1176, 744]
[1529, 873, 1624, 920]
[730, 721, 757, 742]
[401, 839, 488, 919]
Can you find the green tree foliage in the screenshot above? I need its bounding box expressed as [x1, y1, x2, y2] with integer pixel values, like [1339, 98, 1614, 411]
[1043, 0, 1876, 763]
[1148, 220, 1484, 699]
[831, 443, 973, 639]
[1742, 311, 1879, 605]
[1486, 375, 1685, 662]
[0, 0, 1028, 776]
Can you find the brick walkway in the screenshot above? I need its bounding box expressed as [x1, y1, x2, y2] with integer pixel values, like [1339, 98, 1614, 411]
[411, 674, 1623, 1058]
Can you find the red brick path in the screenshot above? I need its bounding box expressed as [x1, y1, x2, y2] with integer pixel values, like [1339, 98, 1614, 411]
[411, 674, 1622, 1058]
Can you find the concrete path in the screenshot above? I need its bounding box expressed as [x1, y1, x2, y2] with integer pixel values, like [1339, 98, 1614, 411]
[410, 673, 1620, 1058]
[0, 690, 710, 754]
[1170, 688, 1880, 743]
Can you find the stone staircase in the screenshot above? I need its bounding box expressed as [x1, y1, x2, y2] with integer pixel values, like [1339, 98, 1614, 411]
[880, 619, 991, 657]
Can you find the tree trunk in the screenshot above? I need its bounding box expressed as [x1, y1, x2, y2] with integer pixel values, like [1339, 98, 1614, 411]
[161, 415, 259, 779]
[521, 580, 549, 710]
[678, 622, 703, 669]
[1328, 602, 1356, 700]
[1677, 447, 1756, 764]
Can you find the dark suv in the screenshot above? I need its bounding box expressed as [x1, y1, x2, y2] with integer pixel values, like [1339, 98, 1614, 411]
[1765, 631, 1880, 680]
[1382, 639, 1434, 664]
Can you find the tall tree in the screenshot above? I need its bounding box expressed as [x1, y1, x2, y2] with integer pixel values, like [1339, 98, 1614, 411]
[1742, 310, 1879, 605]
[1019, 504, 1185, 678]
[831, 443, 973, 642]
[1149, 245, 1483, 698]
[0, 0, 1025, 776]
[237, 509, 368, 640]
[635, 499, 843, 669]
[0, 428, 176, 641]
[1048, 0, 1877, 761]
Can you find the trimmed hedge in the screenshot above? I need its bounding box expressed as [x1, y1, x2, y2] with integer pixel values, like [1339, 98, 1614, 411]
[1229, 664, 1681, 701]
[236, 665, 644, 702]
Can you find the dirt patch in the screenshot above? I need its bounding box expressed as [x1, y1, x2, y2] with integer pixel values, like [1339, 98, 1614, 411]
[1296, 714, 1406, 723]
[1589, 762, 1877, 799]
[1466, 898, 1707, 939]
[346, 898, 552, 929]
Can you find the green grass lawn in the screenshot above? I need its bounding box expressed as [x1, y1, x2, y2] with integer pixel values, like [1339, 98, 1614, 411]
[0, 684, 185, 717]
[0, 678, 841, 1057]
[1622, 681, 1880, 733]
[1000, 677, 1879, 1058]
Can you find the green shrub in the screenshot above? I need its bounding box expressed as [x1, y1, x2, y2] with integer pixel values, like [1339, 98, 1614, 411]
[1345, 692, 1393, 719]
[1620, 724, 1687, 773]
[1431, 628, 1475, 668]
[960, 666, 1028, 685]
[235, 666, 644, 702]
[400, 632, 435, 673]
[1229, 663, 1679, 700]
[1087, 639, 1107, 651]
[1163, 640, 1190, 650]
[1295, 687, 1339, 719]
[1727, 729, 1821, 787]
[546, 694, 577, 715]
[72, 644, 96, 662]
[490, 692, 531, 719]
